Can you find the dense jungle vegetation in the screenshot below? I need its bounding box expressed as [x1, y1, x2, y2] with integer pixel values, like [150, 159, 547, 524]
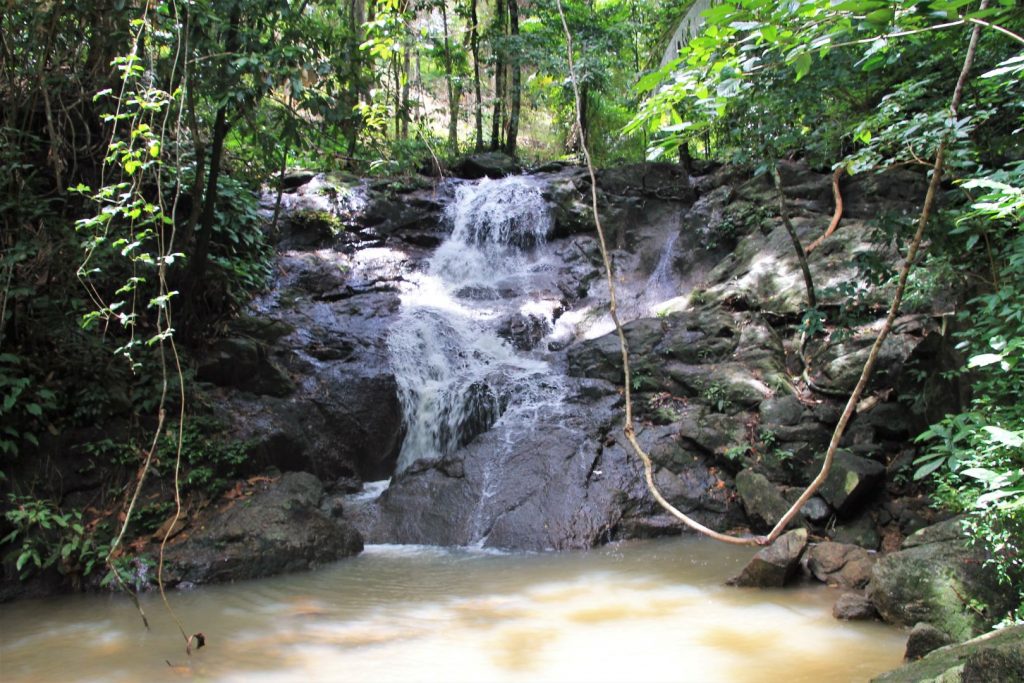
[1, 0, 1022, 622]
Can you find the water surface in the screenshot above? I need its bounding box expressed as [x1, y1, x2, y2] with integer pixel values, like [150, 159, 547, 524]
[0, 538, 904, 682]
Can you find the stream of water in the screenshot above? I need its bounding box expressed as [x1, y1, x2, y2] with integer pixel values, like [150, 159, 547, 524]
[388, 176, 566, 472]
[0, 538, 904, 682]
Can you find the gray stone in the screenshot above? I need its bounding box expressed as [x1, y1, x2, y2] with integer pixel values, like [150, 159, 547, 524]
[817, 450, 886, 517]
[833, 592, 878, 621]
[163, 472, 363, 585]
[759, 395, 805, 426]
[800, 496, 832, 523]
[197, 337, 295, 397]
[566, 309, 740, 386]
[364, 393, 746, 550]
[903, 516, 964, 548]
[735, 468, 798, 532]
[727, 528, 809, 588]
[226, 372, 405, 481]
[832, 514, 882, 550]
[597, 162, 694, 201]
[873, 624, 1024, 682]
[281, 169, 317, 189]
[869, 521, 1013, 641]
[905, 622, 954, 661]
[807, 542, 876, 589]
[452, 151, 521, 179]
[817, 335, 918, 394]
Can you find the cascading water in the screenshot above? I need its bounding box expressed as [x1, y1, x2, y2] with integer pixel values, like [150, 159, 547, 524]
[388, 176, 564, 473]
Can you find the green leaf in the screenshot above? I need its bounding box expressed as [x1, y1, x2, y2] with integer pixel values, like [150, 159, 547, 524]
[16, 551, 32, 572]
[865, 8, 894, 25]
[961, 467, 1000, 482]
[968, 353, 1004, 367]
[792, 52, 812, 81]
[983, 426, 1024, 448]
[636, 71, 664, 93]
[914, 457, 946, 480]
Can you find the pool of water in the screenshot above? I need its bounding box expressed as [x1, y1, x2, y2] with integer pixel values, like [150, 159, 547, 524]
[0, 538, 904, 682]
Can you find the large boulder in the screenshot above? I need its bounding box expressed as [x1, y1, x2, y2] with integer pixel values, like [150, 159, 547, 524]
[806, 541, 876, 589]
[597, 162, 695, 202]
[727, 528, 809, 588]
[869, 518, 1013, 641]
[815, 450, 886, 517]
[212, 245, 412, 481]
[567, 309, 743, 389]
[735, 468, 796, 532]
[163, 472, 363, 585]
[873, 624, 1024, 682]
[451, 152, 521, 179]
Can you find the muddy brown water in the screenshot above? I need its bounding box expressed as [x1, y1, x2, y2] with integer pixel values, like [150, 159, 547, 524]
[0, 538, 904, 682]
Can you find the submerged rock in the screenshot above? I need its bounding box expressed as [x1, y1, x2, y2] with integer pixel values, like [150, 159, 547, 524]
[163, 472, 363, 586]
[727, 528, 808, 588]
[833, 592, 878, 621]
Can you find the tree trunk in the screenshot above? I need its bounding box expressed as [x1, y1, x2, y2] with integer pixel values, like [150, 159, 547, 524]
[469, 0, 483, 151]
[401, 27, 411, 141]
[187, 3, 241, 295]
[345, 0, 366, 166]
[503, 0, 520, 157]
[441, 0, 459, 155]
[490, 0, 506, 150]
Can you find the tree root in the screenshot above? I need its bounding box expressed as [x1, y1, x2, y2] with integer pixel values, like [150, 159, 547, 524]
[805, 166, 844, 255]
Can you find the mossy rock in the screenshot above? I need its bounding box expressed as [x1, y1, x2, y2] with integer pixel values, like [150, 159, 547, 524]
[873, 624, 1024, 682]
[869, 520, 1013, 641]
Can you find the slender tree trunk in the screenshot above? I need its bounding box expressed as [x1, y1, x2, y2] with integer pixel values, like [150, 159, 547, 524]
[772, 165, 817, 309]
[578, 84, 589, 151]
[392, 54, 400, 139]
[469, 0, 483, 150]
[490, 0, 506, 150]
[503, 0, 520, 157]
[401, 27, 411, 140]
[187, 4, 241, 295]
[344, 0, 367, 165]
[441, 0, 459, 155]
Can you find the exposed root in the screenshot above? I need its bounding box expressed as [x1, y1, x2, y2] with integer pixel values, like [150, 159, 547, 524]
[804, 166, 844, 255]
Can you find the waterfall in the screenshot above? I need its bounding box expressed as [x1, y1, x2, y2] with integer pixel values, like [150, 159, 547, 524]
[388, 176, 563, 472]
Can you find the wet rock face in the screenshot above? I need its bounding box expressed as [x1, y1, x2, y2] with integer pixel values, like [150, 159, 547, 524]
[193, 159, 934, 560]
[163, 472, 363, 586]
[364, 387, 747, 551]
